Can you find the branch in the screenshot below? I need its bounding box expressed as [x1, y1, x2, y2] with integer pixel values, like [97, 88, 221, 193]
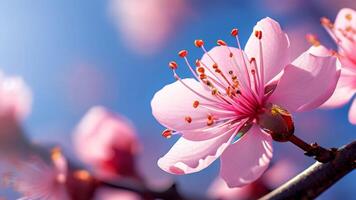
[260, 141, 356, 200]
[100, 178, 210, 200]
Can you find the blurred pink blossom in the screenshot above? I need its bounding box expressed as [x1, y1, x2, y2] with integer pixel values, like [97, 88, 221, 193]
[151, 17, 339, 187]
[94, 188, 142, 200]
[108, 0, 188, 55]
[285, 22, 321, 60]
[0, 71, 32, 121]
[0, 71, 32, 158]
[320, 8, 356, 124]
[5, 148, 70, 200]
[73, 106, 141, 179]
[208, 159, 298, 200]
[208, 177, 269, 200]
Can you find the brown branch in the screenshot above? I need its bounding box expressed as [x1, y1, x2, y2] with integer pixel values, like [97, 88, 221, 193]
[260, 141, 356, 200]
[100, 178, 211, 200]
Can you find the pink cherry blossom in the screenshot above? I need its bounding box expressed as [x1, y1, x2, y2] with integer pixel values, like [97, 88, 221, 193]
[320, 8, 356, 124]
[208, 159, 298, 200]
[108, 0, 187, 55]
[0, 71, 32, 121]
[208, 177, 269, 200]
[5, 149, 70, 200]
[151, 17, 339, 187]
[73, 106, 141, 179]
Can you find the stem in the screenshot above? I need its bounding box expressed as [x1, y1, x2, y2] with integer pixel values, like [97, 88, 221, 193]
[259, 141, 356, 200]
[288, 135, 336, 163]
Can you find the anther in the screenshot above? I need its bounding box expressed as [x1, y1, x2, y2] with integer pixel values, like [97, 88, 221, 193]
[185, 116, 192, 123]
[231, 28, 239, 37]
[178, 50, 188, 57]
[255, 30, 262, 39]
[200, 74, 207, 79]
[212, 88, 218, 95]
[345, 13, 352, 21]
[306, 34, 320, 46]
[228, 70, 233, 75]
[169, 61, 178, 70]
[162, 129, 173, 139]
[197, 67, 205, 73]
[321, 17, 333, 29]
[212, 63, 218, 69]
[207, 115, 214, 126]
[195, 59, 201, 67]
[193, 100, 200, 108]
[249, 57, 256, 63]
[194, 40, 204, 48]
[217, 40, 227, 46]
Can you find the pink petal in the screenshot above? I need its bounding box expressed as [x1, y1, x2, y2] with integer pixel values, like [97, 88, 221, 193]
[200, 46, 252, 88]
[268, 46, 339, 112]
[334, 8, 356, 61]
[157, 127, 237, 175]
[73, 106, 139, 178]
[322, 68, 356, 108]
[244, 17, 290, 84]
[349, 98, 356, 125]
[0, 73, 32, 120]
[208, 177, 252, 200]
[151, 78, 233, 132]
[219, 125, 273, 188]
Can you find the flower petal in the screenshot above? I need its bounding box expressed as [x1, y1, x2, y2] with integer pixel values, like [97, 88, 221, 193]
[151, 78, 232, 132]
[219, 125, 273, 187]
[334, 8, 356, 61]
[349, 98, 356, 125]
[268, 46, 339, 112]
[244, 17, 290, 84]
[157, 127, 238, 175]
[322, 68, 356, 108]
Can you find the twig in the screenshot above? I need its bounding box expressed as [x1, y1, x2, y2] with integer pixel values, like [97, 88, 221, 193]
[100, 178, 210, 200]
[259, 141, 356, 200]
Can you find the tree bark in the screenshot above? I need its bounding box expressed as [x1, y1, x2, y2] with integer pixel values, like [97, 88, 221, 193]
[260, 141, 356, 200]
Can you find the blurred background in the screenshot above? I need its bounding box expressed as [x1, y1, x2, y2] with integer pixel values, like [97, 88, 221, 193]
[0, 0, 355, 199]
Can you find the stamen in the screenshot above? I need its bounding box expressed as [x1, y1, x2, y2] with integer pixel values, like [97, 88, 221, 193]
[173, 72, 223, 104]
[193, 100, 200, 108]
[178, 50, 188, 57]
[185, 116, 192, 123]
[197, 67, 205, 73]
[162, 129, 173, 138]
[320, 17, 333, 29]
[194, 39, 204, 48]
[169, 61, 178, 70]
[345, 13, 352, 21]
[217, 40, 227, 46]
[207, 115, 214, 126]
[255, 30, 262, 40]
[231, 28, 239, 37]
[231, 28, 251, 87]
[255, 30, 265, 98]
[306, 34, 321, 46]
[218, 40, 234, 57]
